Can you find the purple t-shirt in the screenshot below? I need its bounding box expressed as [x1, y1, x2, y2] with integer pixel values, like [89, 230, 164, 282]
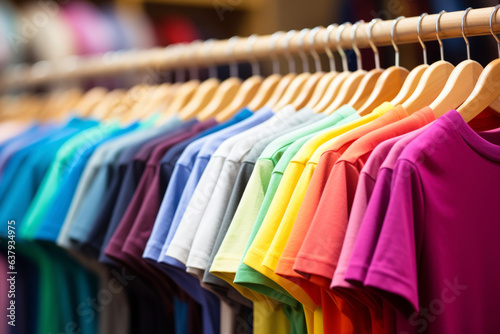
[349, 110, 500, 333]
[104, 120, 214, 311]
[105, 120, 216, 272]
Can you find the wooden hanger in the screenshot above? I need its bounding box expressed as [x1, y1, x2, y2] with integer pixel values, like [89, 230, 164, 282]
[161, 44, 201, 117]
[248, 31, 297, 110]
[164, 79, 200, 116]
[124, 84, 166, 122]
[245, 33, 284, 111]
[58, 87, 84, 118]
[40, 88, 84, 120]
[348, 67, 383, 109]
[196, 77, 240, 120]
[304, 24, 340, 109]
[142, 83, 173, 116]
[178, 78, 219, 120]
[91, 89, 126, 120]
[260, 30, 297, 111]
[24, 93, 46, 122]
[21, 94, 44, 122]
[318, 23, 371, 115]
[458, 59, 500, 122]
[401, 11, 454, 114]
[430, 60, 482, 117]
[290, 27, 328, 110]
[274, 30, 314, 111]
[313, 23, 353, 113]
[37, 90, 64, 120]
[197, 37, 243, 120]
[75, 87, 109, 117]
[358, 17, 409, 116]
[157, 83, 183, 123]
[216, 35, 264, 122]
[390, 65, 427, 106]
[262, 73, 296, 109]
[215, 76, 262, 121]
[458, 5, 500, 122]
[346, 21, 383, 109]
[3, 93, 33, 121]
[215, 76, 261, 121]
[178, 40, 221, 120]
[390, 13, 430, 106]
[106, 85, 149, 121]
[285, 28, 325, 110]
[431, 8, 484, 117]
[247, 74, 281, 111]
[126, 43, 204, 121]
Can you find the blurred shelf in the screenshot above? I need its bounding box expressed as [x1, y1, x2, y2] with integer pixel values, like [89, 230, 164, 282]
[115, 0, 265, 10]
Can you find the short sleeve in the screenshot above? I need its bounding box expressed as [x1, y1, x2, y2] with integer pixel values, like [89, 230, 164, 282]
[294, 160, 360, 287]
[344, 168, 393, 286]
[364, 159, 424, 314]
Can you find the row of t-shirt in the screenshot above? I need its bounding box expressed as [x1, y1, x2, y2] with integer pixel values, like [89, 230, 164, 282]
[1, 100, 500, 334]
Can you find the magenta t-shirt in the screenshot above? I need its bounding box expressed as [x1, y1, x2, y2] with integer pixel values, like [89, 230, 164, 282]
[331, 134, 402, 290]
[343, 126, 429, 288]
[349, 110, 500, 333]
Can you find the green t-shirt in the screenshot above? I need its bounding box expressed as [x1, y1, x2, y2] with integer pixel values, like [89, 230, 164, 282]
[232, 106, 360, 295]
[20, 121, 120, 240]
[210, 106, 358, 299]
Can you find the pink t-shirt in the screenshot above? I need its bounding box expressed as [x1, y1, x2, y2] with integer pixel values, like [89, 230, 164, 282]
[331, 134, 402, 289]
[339, 126, 428, 288]
[350, 110, 500, 333]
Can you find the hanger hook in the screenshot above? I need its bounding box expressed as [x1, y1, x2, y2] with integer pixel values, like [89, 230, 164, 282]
[324, 24, 338, 72]
[269, 31, 284, 74]
[489, 5, 500, 58]
[226, 36, 239, 78]
[367, 19, 381, 70]
[188, 40, 202, 80]
[391, 16, 404, 67]
[461, 7, 472, 60]
[490, 5, 500, 58]
[336, 22, 350, 72]
[436, 10, 446, 61]
[309, 26, 322, 72]
[246, 34, 260, 76]
[174, 44, 186, 83]
[163, 44, 176, 83]
[297, 28, 310, 73]
[417, 13, 428, 65]
[351, 20, 363, 70]
[203, 39, 217, 78]
[283, 30, 297, 74]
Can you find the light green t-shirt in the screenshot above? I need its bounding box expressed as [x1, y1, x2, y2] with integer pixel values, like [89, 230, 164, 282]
[210, 106, 358, 300]
[232, 107, 360, 295]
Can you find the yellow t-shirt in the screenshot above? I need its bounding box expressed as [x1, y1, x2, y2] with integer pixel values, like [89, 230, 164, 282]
[264, 103, 397, 272]
[245, 103, 394, 334]
[242, 104, 393, 300]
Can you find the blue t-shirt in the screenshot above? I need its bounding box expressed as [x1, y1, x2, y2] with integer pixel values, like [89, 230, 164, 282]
[34, 122, 140, 241]
[0, 118, 98, 232]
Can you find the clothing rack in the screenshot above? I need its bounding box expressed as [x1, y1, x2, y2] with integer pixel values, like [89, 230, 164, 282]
[1, 6, 500, 91]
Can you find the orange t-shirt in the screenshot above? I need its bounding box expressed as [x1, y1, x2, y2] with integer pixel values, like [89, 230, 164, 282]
[292, 107, 435, 334]
[275, 106, 410, 334]
[275, 107, 408, 284]
[293, 106, 435, 285]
